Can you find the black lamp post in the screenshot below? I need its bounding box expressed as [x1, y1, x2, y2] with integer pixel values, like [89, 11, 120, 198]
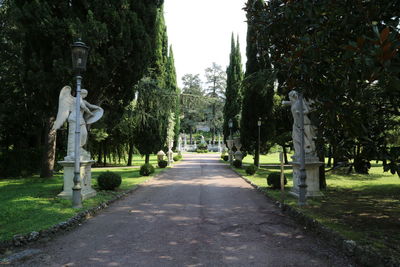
[257, 117, 261, 168]
[228, 119, 233, 165]
[298, 93, 307, 206]
[71, 40, 89, 208]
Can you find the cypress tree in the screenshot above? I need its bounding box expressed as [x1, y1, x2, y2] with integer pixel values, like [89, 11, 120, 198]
[223, 33, 244, 141]
[240, 0, 275, 166]
[165, 46, 181, 149]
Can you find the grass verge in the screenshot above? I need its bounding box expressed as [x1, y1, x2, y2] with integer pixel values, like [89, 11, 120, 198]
[0, 165, 164, 241]
[234, 160, 400, 260]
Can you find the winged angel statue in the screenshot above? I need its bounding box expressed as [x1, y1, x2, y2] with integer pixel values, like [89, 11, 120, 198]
[53, 86, 103, 161]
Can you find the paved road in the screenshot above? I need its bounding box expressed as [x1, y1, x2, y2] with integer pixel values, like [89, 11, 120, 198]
[16, 153, 352, 266]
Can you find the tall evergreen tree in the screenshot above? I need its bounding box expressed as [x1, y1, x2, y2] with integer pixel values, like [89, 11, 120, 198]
[241, 0, 275, 166]
[0, 0, 164, 177]
[165, 46, 181, 149]
[204, 63, 226, 142]
[223, 33, 243, 141]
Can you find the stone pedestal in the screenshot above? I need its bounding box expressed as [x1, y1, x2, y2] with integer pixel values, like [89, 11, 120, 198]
[234, 151, 243, 161]
[290, 157, 323, 197]
[58, 160, 97, 200]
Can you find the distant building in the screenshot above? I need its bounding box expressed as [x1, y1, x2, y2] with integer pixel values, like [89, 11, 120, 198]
[196, 123, 210, 132]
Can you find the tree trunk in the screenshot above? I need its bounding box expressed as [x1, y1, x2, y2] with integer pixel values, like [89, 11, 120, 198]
[316, 128, 326, 190]
[103, 142, 107, 167]
[97, 144, 103, 164]
[127, 141, 134, 166]
[145, 154, 150, 164]
[254, 138, 260, 166]
[327, 145, 332, 167]
[318, 146, 326, 190]
[40, 116, 56, 178]
[282, 145, 288, 164]
[189, 127, 193, 144]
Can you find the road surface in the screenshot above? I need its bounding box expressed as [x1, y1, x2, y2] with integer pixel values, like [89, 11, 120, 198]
[15, 153, 352, 266]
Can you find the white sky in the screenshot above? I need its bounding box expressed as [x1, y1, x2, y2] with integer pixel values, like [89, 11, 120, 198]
[164, 0, 248, 88]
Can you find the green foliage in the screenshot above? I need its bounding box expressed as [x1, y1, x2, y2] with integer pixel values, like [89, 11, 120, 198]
[245, 0, 400, 177]
[354, 157, 371, 174]
[0, 0, 167, 177]
[173, 155, 182, 161]
[134, 77, 174, 159]
[158, 160, 168, 168]
[197, 143, 208, 150]
[204, 63, 226, 141]
[140, 163, 155, 176]
[245, 164, 258, 175]
[267, 172, 287, 189]
[233, 159, 242, 168]
[223, 155, 229, 161]
[196, 149, 208, 153]
[224, 34, 243, 139]
[97, 171, 122, 190]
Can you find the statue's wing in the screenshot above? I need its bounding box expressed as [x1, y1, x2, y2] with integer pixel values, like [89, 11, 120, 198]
[85, 106, 104, 125]
[53, 86, 74, 130]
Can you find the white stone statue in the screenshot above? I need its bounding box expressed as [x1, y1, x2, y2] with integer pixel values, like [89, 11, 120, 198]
[183, 134, 187, 151]
[178, 136, 182, 152]
[283, 90, 316, 159]
[53, 86, 103, 161]
[200, 135, 206, 144]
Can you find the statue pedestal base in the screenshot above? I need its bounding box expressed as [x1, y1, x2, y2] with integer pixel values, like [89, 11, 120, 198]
[290, 157, 324, 197]
[57, 160, 97, 200]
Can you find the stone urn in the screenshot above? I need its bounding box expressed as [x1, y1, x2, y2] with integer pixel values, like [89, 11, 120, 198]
[157, 150, 166, 161]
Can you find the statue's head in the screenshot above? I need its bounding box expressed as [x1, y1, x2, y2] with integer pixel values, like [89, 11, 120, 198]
[81, 89, 88, 98]
[288, 90, 298, 101]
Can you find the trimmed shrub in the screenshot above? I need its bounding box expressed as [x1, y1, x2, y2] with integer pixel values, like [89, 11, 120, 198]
[158, 160, 168, 168]
[197, 143, 208, 150]
[267, 172, 287, 189]
[173, 155, 182, 161]
[245, 164, 258, 175]
[97, 171, 122, 190]
[196, 149, 208, 153]
[354, 157, 371, 174]
[223, 155, 229, 161]
[233, 159, 242, 168]
[140, 163, 155, 176]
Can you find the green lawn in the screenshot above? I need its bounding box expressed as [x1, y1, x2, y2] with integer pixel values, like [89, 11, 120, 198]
[235, 154, 400, 259]
[241, 152, 293, 165]
[0, 163, 165, 241]
[92, 154, 159, 167]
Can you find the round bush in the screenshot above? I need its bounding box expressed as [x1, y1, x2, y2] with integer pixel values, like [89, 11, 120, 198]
[354, 157, 371, 174]
[233, 159, 242, 168]
[197, 143, 208, 150]
[140, 163, 155, 176]
[97, 171, 122, 190]
[158, 160, 168, 168]
[267, 172, 287, 189]
[223, 155, 229, 161]
[245, 164, 258, 175]
[173, 155, 182, 161]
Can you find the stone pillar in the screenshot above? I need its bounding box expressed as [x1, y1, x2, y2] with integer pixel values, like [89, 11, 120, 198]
[167, 141, 174, 166]
[290, 156, 323, 197]
[226, 139, 234, 164]
[183, 134, 187, 151]
[58, 160, 96, 200]
[157, 150, 166, 161]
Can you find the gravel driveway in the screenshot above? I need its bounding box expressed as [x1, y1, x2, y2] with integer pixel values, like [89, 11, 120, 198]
[15, 153, 353, 266]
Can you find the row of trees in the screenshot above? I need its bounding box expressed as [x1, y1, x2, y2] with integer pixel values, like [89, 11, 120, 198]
[0, 0, 180, 177]
[234, 0, 400, 178]
[180, 64, 226, 143]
